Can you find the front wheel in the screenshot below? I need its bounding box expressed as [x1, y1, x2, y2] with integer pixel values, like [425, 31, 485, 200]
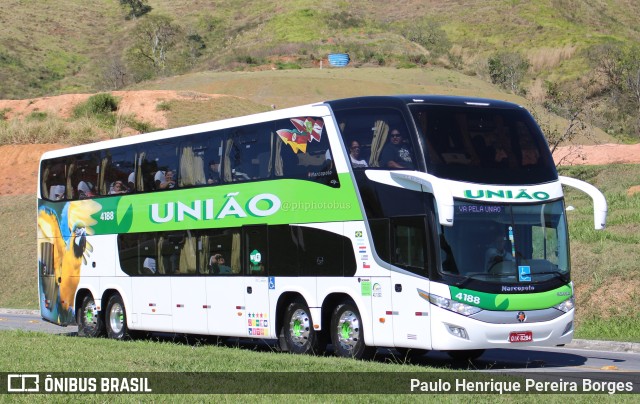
[282, 300, 324, 355]
[330, 302, 375, 360]
[77, 294, 103, 337]
[105, 294, 130, 340]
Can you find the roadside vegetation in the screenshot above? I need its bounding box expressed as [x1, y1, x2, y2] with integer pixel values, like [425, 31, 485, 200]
[2, 1, 640, 141]
[0, 330, 622, 403]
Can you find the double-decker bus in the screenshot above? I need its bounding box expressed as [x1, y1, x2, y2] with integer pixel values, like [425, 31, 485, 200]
[37, 95, 607, 360]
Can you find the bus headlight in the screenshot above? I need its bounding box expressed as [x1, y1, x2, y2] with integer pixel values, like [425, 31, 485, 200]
[429, 294, 482, 316]
[553, 297, 575, 313]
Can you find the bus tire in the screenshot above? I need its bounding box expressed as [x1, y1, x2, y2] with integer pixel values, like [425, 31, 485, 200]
[77, 294, 103, 338]
[282, 300, 323, 355]
[105, 294, 130, 340]
[330, 302, 374, 360]
[446, 349, 485, 361]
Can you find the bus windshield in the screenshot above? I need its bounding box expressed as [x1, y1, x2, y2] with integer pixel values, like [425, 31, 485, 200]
[438, 200, 569, 284]
[409, 104, 557, 185]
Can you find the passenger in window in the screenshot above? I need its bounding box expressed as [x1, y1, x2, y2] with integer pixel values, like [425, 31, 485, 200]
[78, 180, 96, 199]
[50, 185, 66, 201]
[484, 231, 513, 272]
[155, 169, 176, 189]
[127, 172, 136, 192]
[209, 254, 232, 274]
[349, 141, 368, 168]
[109, 180, 128, 195]
[207, 159, 221, 184]
[380, 129, 414, 169]
[142, 257, 156, 274]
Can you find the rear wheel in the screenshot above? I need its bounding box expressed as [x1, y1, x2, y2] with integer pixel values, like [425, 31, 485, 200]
[282, 300, 324, 355]
[105, 294, 130, 340]
[77, 294, 103, 337]
[330, 302, 375, 360]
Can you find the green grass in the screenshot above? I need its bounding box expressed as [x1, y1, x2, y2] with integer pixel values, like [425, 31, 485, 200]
[0, 195, 38, 309]
[164, 94, 272, 128]
[3, 0, 640, 101]
[0, 330, 631, 403]
[558, 164, 640, 342]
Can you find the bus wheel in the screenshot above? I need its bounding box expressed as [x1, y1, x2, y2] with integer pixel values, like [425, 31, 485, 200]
[446, 349, 485, 361]
[283, 300, 323, 355]
[330, 302, 374, 360]
[105, 294, 130, 340]
[77, 294, 103, 338]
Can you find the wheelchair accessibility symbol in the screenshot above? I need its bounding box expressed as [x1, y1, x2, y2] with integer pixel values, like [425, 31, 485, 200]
[518, 266, 531, 282]
[268, 277, 275, 290]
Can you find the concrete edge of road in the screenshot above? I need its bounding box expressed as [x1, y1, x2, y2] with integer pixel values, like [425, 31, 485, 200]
[2, 308, 638, 354]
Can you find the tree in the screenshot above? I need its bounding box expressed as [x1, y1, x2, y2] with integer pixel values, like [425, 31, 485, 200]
[120, 0, 152, 20]
[401, 18, 451, 59]
[128, 14, 182, 77]
[533, 80, 598, 165]
[487, 51, 530, 94]
[590, 43, 640, 138]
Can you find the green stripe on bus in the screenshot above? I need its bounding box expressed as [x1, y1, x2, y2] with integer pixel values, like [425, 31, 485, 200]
[449, 284, 572, 311]
[39, 174, 363, 235]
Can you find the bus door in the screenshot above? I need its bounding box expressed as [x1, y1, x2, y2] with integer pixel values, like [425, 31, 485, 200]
[205, 229, 246, 337]
[389, 216, 432, 350]
[243, 225, 272, 339]
[169, 231, 208, 334]
[38, 238, 61, 324]
[130, 233, 172, 332]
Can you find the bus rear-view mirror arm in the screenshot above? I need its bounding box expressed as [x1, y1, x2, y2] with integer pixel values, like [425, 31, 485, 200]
[389, 171, 454, 227]
[559, 176, 608, 230]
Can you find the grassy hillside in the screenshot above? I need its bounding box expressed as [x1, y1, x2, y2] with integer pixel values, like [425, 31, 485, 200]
[2, 0, 640, 100]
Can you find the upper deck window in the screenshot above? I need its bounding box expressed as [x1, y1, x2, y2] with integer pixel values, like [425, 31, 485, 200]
[410, 105, 557, 185]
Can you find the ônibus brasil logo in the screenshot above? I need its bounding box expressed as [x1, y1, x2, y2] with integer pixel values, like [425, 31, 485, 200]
[463, 189, 550, 201]
[150, 192, 281, 223]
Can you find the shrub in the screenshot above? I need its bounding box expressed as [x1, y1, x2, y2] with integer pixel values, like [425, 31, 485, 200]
[72, 93, 119, 118]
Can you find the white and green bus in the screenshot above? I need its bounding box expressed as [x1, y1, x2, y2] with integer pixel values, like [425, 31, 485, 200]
[37, 95, 607, 360]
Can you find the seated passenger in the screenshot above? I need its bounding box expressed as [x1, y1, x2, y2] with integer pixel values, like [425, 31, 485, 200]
[127, 171, 136, 192]
[142, 257, 156, 274]
[49, 185, 66, 201]
[380, 129, 414, 169]
[209, 254, 232, 274]
[155, 170, 176, 189]
[77, 181, 96, 199]
[484, 232, 513, 271]
[109, 180, 128, 195]
[207, 160, 221, 184]
[349, 141, 368, 168]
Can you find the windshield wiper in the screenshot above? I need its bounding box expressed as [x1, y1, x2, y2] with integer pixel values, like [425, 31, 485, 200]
[532, 271, 570, 283]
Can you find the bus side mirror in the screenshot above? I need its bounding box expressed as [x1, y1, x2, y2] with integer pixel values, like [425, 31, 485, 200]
[559, 176, 608, 230]
[389, 171, 454, 227]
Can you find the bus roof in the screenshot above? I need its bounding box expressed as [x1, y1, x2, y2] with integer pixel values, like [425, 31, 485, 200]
[325, 94, 525, 110]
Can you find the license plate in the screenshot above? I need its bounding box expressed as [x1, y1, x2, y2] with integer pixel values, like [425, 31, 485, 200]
[509, 331, 533, 343]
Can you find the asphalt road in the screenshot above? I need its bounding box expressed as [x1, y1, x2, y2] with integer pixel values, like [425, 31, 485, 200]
[2, 308, 639, 373]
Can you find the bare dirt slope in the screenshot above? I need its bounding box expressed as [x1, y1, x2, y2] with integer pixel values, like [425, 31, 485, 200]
[1, 90, 640, 196]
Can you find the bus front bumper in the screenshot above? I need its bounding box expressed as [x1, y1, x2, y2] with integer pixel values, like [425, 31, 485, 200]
[430, 305, 574, 351]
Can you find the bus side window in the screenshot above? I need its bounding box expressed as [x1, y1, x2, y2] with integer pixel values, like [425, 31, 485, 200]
[42, 160, 68, 201]
[226, 123, 273, 182]
[245, 225, 267, 276]
[103, 147, 136, 195]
